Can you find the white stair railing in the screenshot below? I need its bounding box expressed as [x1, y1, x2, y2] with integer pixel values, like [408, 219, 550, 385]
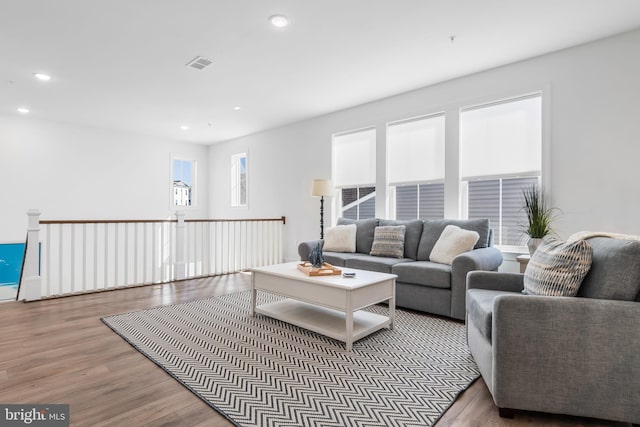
[18, 211, 285, 301]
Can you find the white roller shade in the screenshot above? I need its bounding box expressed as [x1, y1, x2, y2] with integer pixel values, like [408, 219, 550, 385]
[461, 95, 541, 180]
[333, 128, 376, 187]
[388, 114, 445, 185]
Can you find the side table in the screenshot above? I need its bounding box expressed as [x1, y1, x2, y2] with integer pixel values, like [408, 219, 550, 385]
[516, 254, 530, 273]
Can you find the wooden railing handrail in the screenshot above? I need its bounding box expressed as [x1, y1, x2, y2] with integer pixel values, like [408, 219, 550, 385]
[39, 216, 286, 225]
[186, 216, 286, 225]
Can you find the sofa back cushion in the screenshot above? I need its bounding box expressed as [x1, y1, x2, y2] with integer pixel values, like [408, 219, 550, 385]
[337, 218, 379, 254]
[379, 219, 423, 259]
[578, 237, 640, 301]
[417, 219, 491, 261]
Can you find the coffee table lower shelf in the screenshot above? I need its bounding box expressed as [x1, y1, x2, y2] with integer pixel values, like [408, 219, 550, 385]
[255, 299, 390, 348]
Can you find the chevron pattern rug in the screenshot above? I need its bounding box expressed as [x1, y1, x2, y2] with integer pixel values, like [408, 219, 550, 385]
[102, 291, 479, 427]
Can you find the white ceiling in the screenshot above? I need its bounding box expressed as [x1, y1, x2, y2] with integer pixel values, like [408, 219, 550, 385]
[2, 1, 640, 144]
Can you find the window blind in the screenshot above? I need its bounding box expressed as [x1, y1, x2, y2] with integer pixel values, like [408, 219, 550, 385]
[387, 115, 445, 185]
[395, 183, 444, 220]
[468, 176, 539, 246]
[333, 128, 376, 187]
[460, 95, 541, 180]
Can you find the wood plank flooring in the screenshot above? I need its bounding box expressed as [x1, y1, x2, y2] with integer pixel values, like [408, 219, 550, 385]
[0, 274, 630, 427]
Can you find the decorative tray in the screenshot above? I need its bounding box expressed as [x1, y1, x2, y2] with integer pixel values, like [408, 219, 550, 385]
[297, 262, 342, 276]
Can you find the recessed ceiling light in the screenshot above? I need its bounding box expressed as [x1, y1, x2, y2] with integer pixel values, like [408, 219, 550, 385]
[17, 107, 30, 114]
[269, 15, 289, 28]
[180, 125, 190, 130]
[233, 106, 241, 111]
[34, 73, 51, 81]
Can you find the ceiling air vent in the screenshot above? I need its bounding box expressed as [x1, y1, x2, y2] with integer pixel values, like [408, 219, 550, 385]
[185, 56, 213, 70]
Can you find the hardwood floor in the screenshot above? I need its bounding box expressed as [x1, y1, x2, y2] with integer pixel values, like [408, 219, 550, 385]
[0, 274, 629, 427]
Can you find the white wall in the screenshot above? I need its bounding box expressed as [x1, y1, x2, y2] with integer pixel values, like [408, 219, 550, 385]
[209, 28, 640, 262]
[0, 116, 209, 242]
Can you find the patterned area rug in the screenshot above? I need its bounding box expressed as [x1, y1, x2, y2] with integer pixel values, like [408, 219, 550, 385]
[102, 291, 479, 427]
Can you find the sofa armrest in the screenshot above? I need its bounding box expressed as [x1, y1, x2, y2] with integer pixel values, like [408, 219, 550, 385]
[466, 271, 525, 293]
[492, 295, 640, 423]
[298, 240, 323, 261]
[450, 247, 504, 319]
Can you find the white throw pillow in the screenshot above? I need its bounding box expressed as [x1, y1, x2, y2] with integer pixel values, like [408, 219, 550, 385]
[429, 225, 480, 265]
[323, 224, 357, 253]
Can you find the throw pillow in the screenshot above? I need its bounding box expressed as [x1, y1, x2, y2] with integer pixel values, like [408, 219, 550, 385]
[323, 224, 357, 253]
[369, 225, 406, 258]
[523, 236, 593, 297]
[429, 225, 480, 265]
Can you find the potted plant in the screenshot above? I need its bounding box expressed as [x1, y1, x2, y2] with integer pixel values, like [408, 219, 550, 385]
[522, 184, 557, 255]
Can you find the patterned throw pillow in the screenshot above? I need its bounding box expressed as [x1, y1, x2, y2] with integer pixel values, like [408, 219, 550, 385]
[370, 226, 406, 258]
[523, 236, 593, 296]
[323, 224, 357, 253]
[429, 225, 480, 265]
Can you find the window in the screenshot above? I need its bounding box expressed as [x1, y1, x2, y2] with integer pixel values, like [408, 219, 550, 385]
[341, 186, 376, 219]
[460, 94, 542, 247]
[333, 128, 376, 219]
[172, 157, 195, 207]
[394, 183, 445, 220]
[231, 153, 248, 207]
[388, 114, 445, 220]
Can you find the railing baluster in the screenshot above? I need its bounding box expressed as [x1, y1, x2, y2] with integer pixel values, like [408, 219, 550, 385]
[70, 224, 75, 293]
[124, 222, 129, 286]
[46, 224, 51, 296]
[114, 223, 119, 288]
[134, 223, 138, 285]
[82, 223, 86, 292]
[104, 223, 109, 289]
[58, 224, 63, 295]
[93, 223, 98, 291]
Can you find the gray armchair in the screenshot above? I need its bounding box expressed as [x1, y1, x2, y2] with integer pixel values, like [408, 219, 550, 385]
[466, 237, 640, 425]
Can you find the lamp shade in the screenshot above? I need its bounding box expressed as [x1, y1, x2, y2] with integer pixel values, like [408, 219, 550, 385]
[311, 179, 333, 197]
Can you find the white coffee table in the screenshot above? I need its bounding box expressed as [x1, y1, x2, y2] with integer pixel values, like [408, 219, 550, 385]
[250, 262, 396, 351]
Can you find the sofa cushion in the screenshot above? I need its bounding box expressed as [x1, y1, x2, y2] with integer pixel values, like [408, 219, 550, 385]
[429, 225, 480, 265]
[467, 289, 516, 341]
[379, 219, 423, 260]
[370, 225, 406, 258]
[322, 252, 368, 267]
[523, 236, 593, 297]
[337, 218, 379, 254]
[392, 261, 451, 289]
[578, 237, 640, 301]
[323, 224, 357, 253]
[417, 219, 490, 261]
[345, 255, 412, 274]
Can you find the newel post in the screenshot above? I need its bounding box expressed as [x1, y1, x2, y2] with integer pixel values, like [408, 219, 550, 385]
[175, 211, 187, 280]
[20, 209, 42, 301]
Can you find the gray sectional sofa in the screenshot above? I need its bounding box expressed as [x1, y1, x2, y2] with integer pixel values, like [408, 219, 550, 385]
[298, 218, 503, 320]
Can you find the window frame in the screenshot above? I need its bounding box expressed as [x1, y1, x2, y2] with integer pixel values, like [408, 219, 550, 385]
[459, 93, 544, 252]
[230, 152, 248, 208]
[170, 155, 196, 209]
[332, 127, 377, 222]
[386, 112, 446, 220]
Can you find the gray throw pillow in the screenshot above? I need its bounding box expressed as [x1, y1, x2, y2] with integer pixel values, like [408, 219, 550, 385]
[379, 219, 423, 260]
[523, 236, 593, 297]
[370, 226, 406, 258]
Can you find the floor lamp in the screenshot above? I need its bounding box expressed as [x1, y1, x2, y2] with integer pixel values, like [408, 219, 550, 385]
[311, 179, 333, 240]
